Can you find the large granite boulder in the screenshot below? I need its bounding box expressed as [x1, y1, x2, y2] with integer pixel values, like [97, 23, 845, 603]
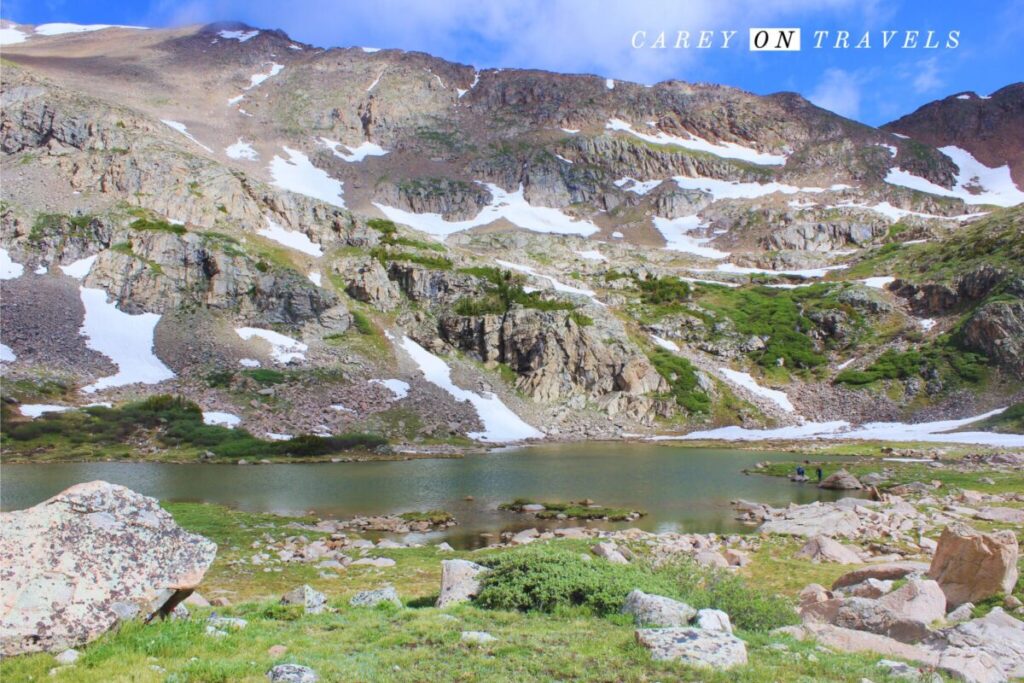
[928, 607, 1024, 680]
[818, 469, 863, 490]
[928, 523, 1019, 607]
[621, 589, 696, 627]
[0, 481, 217, 656]
[832, 580, 946, 643]
[436, 559, 489, 608]
[832, 562, 930, 590]
[635, 627, 748, 668]
[794, 535, 863, 564]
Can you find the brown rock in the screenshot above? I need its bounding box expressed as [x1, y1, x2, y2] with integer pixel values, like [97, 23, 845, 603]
[928, 523, 1019, 608]
[794, 535, 863, 564]
[832, 562, 930, 591]
[818, 469, 863, 490]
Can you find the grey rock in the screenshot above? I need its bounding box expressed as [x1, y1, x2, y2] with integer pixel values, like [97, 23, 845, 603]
[635, 628, 748, 668]
[621, 589, 696, 627]
[267, 664, 319, 683]
[436, 559, 489, 608]
[350, 586, 402, 608]
[280, 585, 327, 614]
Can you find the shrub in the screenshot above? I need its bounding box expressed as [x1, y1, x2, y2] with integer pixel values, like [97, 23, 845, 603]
[130, 217, 186, 235]
[350, 310, 375, 335]
[638, 275, 691, 305]
[398, 510, 454, 524]
[649, 350, 709, 413]
[569, 311, 594, 327]
[242, 368, 286, 385]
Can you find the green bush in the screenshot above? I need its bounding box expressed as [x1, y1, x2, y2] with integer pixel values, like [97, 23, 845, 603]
[454, 267, 575, 315]
[242, 368, 287, 385]
[130, 217, 186, 235]
[638, 275, 691, 305]
[649, 350, 709, 413]
[350, 310, 376, 335]
[475, 545, 798, 631]
[569, 311, 594, 327]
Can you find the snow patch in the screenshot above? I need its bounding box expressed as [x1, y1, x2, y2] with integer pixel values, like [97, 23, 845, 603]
[0, 248, 24, 280]
[239, 358, 261, 368]
[59, 255, 97, 279]
[218, 29, 259, 42]
[235, 327, 307, 363]
[19, 404, 73, 418]
[651, 215, 729, 259]
[574, 249, 606, 262]
[561, 128, 580, 134]
[269, 147, 346, 208]
[396, 335, 542, 442]
[919, 318, 937, 331]
[360, 46, 381, 53]
[225, 138, 258, 160]
[701, 263, 847, 279]
[614, 177, 662, 195]
[78, 287, 176, 393]
[160, 120, 213, 153]
[203, 411, 241, 428]
[370, 378, 410, 400]
[605, 78, 615, 90]
[495, 259, 601, 305]
[375, 183, 599, 238]
[1, 343, 16, 362]
[718, 368, 795, 412]
[320, 138, 389, 162]
[0, 25, 28, 45]
[862, 276, 895, 289]
[265, 433, 293, 441]
[258, 217, 323, 257]
[246, 62, 284, 89]
[672, 176, 847, 200]
[34, 23, 147, 36]
[650, 335, 680, 352]
[655, 408, 1022, 447]
[607, 119, 786, 166]
[308, 272, 322, 286]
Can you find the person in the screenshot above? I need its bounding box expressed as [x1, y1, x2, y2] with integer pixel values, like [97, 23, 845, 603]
[796, 465, 805, 478]
[816, 466, 823, 483]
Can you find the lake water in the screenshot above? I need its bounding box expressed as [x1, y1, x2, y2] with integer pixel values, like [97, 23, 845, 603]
[0, 443, 859, 547]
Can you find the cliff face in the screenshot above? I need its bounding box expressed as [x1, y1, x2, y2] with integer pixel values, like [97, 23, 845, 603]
[0, 22, 1021, 445]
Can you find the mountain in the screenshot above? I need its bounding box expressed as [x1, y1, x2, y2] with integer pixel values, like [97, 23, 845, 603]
[1, 21, 1022, 454]
[883, 84, 1024, 191]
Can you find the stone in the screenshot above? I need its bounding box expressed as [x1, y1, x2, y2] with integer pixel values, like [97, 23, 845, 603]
[946, 603, 974, 622]
[694, 551, 729, 568]
[521, 504, 545, 512]
[436, 560, 489, 608]
[928, 523, 1019, 607]
[935, 650, 1005, 683]
[878, 579, 947, 625]
[876, 659, 923, 680]
[510, 528, 539, 545]
[350, 586, 402, 608]
[280, 585, 326, 614]
[832, 562, 930, 590]
[785, 623, 938, 665]
[267, 664, 319, 682]
[460, 630, 497, 644]
[819, 469, 863, 490]
[621, 590, 696, 627]
[207, 615, 247, 630]
[54, 649, 80, 665]
[846, 578, 894, 599]
[635, 628, 748, 668]
[267, 644, 288, 657]
[758, 506, 863, 538]
[975, 507, 1024, 524]
[799, 584, 833, 606]
[723, 549, 749, 567]
[795, 535, 863, 564]
[435, 542, 454, 552]
[591, 542, 629, 564]
[351, 557, 396, 568]
[831, 581, 946, 644]
[696, 608, 733, 634]
[0, 481, 217, 656]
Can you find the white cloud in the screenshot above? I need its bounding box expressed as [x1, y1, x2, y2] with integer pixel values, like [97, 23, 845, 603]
[910, 57, 943, 94]
[808, 68, 862, 119]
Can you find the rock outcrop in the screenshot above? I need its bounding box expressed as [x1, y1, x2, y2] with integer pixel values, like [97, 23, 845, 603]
[0, 481, 217, 656]
[436, 559, 489, 608]
[635, 627, 748, 668]
[621, 589, 696, 627]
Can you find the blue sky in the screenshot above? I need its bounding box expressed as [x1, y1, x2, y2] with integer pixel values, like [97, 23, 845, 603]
[3, 0, 1021, 125]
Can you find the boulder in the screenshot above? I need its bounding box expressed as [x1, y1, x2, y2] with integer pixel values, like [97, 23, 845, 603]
[280, 585, 326, 615]
[510, 528, 539, 545]
[935, 650, 1005, 683]
[461, 630, 497, 645]
[696, 608, 733, 634]
[946, 603, 974, 623]
[758, 506, 862, 538]
[928, 523, 1019, 607]
[635, 628, 748, 668]
[795, 535, 863, 564]
[784, 622, 938, 665]
[832, 562, 930, 590]
[350, 586, 401, 608]
[436, 559, 489, 608]
[930, 608, 1024, 679]
[832, 580, 945, 643]
[621, 589, 696, 627]
[845, 578, 894, 599]
[819, 469, 863, 490]
[723, 549, 749, 567]
[54, 648, 80, 665]
[0, 481, 217, 656]
[267, 664, 319, 683]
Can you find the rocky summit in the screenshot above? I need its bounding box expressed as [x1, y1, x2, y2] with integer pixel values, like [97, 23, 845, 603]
[0, 21, 1021, 452]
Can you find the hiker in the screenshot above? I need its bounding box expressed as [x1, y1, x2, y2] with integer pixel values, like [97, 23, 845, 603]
[796, 465, 805, 478]
[816, 466, 823, 482]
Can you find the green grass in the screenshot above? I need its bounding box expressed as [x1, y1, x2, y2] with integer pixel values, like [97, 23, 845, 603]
[130, 216, 186, 235]
[398, 510, 455, 525]
[969, 402, 1024, 434]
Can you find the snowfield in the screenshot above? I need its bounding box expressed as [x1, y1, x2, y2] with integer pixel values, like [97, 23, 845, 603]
[650, 335, 680, 352]
[0, 25, 28, 45]
[607, 119, 787, 166]
[258, 217, 324, 257]
[672, 176, 848, 201]
[494, 260, 601, 305]
[655, 408, 1024, 447]
[374, 183, 600, 238]
[862, 276, 896, 289]
[1, 343, 17, 362]
[218, 29, 259, 42]
[35, 23, 147, 35]
[614, 177, 664, 195]
[0, 248, 24, 279]
[370, 379, 411, 400]
[247, 63, 284, 89]
[651, 216, 730, 259]
[396, 335, 543, 442]
[885, 146, 1024, 207]
[320, 138, 389, 162]
[78, 287, 176, 393]
[235, 327, 307, 363]
[19, 404, 73, 418]
[717, 368, 795, 413]
[269, 147, 346, 208]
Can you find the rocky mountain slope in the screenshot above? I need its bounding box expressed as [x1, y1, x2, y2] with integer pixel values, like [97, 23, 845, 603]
[1, 21, 1022, 452]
